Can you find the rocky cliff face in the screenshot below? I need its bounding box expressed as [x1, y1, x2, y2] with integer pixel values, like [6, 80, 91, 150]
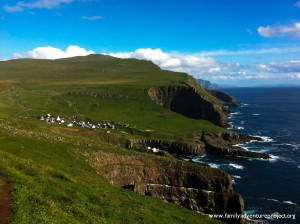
[202, 132, 271, 159]
[206, 90, 240, 107]
[89, 151, 245, 224]
[126, 131, 270, 160]
[126, 138, 206, 156]
[148, 86, 228, 127]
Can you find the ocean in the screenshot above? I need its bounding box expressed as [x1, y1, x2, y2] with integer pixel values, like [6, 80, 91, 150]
[192, 87, 300, 223]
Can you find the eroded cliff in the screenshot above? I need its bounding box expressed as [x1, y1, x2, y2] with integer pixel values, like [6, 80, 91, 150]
[88, 151, 245, 224]
[148, 85, 228, 127]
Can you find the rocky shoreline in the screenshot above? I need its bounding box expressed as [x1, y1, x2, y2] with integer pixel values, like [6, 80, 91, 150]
[126, 131, 271, 160]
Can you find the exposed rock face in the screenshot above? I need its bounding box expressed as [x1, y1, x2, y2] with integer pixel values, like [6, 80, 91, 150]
[197, 79, 220, 89]
[206, 90, 240, 107]
[126, 131, 270, 160]
[90, 151, 245, 224]
[148, 86, 227, 127]
[126, 138, 205, 156]
[202, 132, 271, 159]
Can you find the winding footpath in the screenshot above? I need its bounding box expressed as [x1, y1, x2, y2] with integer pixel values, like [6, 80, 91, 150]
[0, 176, 13, 224]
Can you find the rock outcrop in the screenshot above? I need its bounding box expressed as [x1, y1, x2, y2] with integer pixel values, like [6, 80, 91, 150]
[125, 131, 271, 160]
[206, 90, 240, 107]
[202, 132, 271, 159]
[126, 138, 205, 156]
[148, 86, 228, 127]
[90, 151, 245, 224]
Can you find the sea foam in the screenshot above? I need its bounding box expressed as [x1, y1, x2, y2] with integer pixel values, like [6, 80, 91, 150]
[228, 163, 244, 169]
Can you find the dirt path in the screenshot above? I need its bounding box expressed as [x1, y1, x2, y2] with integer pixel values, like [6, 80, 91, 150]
[0, 176, 14, 224]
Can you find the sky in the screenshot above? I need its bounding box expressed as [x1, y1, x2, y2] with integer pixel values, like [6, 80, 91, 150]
[1, 0, 300, 87]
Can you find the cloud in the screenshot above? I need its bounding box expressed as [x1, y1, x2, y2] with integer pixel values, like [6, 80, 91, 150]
[13, 45, 94, 59]
[192, 46, 300, 57]
[258, 22, 300, 38]
[267, 60, 300, 73]
[11, 46, 300, 85]
[108, 48, 264, 81]
[295, 1, 300, 8]
[108, 48, 300, 85]
[109, 48, 221, 75]
[82, 15, 104, 20]
[4, 0, 76, 12]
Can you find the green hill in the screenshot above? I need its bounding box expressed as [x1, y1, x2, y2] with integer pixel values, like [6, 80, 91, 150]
[0, 55, 236, 224]
[0, 54, 225, 139]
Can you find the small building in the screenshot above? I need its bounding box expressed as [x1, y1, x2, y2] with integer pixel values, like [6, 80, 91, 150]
[39, 116, 45, 121]
[56, 116, 61, 121]
[67, 123, 73, 127]
[60, 120, 65, 124]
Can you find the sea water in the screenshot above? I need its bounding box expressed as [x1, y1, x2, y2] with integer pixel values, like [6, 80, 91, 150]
[192, 87, 300, 223]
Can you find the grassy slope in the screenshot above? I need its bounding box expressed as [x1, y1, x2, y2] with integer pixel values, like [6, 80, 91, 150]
[0, 55, 226, 223]
[0, 55, 224, 140]
[0, 118, 223, 224]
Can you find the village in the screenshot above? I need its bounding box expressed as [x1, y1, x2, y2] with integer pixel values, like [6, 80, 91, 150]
[38, 114, 121, 130]
[37, 114, 160, 153]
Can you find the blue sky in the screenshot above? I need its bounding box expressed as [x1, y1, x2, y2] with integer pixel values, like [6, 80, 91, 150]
[1, 0, 300, 86]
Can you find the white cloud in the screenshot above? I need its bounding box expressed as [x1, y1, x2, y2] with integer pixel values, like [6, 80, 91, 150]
[208, 67, 221, 73]
[4, 0, 76, 12]
[295, 1, 300, 8]
[82, 15, 104, 20]
[11, 46, 300, 85]
[193, 46, 300, 57]
[13, 45, 94, 59]
[109, 48, 221, 76]
[267, 60, 300, 73]
[108, 48, 266, 82]
[258, 22, 300, 38]
[289, 74, 300, 79]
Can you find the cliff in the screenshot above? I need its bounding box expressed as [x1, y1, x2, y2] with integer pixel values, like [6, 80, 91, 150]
[89, 151, 245, 224]
[202, 132, 270, 159]
[126, 132, 270, 160]
[206, 89, 240, 107]
[148, 85, 228, 127]
[197, 79, 220, 89]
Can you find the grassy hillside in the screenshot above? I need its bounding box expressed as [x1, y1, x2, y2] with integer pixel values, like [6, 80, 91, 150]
[0, 55, 227, 223]
[0, 55, 224, 140]
[0, 118, 223, 224]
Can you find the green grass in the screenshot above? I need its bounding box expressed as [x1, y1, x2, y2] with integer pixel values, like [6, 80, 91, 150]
[0, 55, 224, 140]
[0, 119, 223, 224]
[0, 55, 227, 223]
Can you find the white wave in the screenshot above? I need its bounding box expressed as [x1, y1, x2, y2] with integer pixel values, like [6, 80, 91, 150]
[240, 103, 249, 108]
[274, 143, 300, 150]
[228, 163, 244, 169]
[232, 175, 241, 179]
[298, 165, 300, 168]
[230, 125, 244, 130]
[283, 201, 297, 206]
[208, 163, 221, 169]
[269, 155, 279, 162]
[233, 144, 249, 151]
[266, 198, 279, 202]
[253, 135, 274, 142]
[230, 111, 242, 115]
[252, 113, 260, 116]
